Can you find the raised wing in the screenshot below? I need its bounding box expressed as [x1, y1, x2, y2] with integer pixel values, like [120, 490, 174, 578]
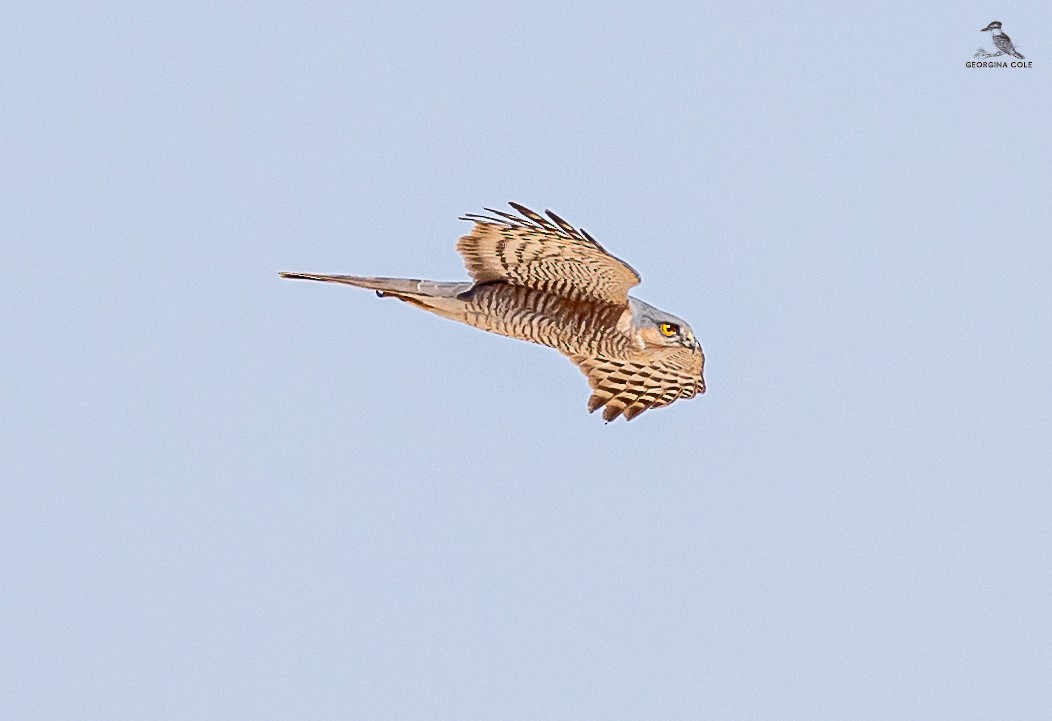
[573, 348, 706, 422]
[457, 203, 641, 306]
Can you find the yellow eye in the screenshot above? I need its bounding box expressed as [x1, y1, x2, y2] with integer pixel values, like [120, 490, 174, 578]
[659, 322, 678, 337]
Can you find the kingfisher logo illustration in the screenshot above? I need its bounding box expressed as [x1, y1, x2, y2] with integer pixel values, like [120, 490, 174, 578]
[968, 21, 1033, 68]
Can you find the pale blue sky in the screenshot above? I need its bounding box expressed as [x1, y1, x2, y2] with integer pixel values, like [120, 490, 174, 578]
[3, 2, 1051, 719]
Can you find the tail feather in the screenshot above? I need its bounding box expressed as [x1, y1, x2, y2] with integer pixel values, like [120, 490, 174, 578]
[279, 272, 471, 298]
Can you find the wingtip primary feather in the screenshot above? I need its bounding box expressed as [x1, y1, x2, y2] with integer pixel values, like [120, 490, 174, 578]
[508, 202, 556, 230]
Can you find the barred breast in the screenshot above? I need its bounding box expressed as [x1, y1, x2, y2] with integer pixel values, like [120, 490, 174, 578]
[457, 283, 632, 358]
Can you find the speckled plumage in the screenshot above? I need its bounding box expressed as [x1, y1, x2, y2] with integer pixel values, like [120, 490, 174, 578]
[992, 32, 1023, 58]
[280, 203, 706, 422]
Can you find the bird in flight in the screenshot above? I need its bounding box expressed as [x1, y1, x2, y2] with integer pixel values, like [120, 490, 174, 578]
[980, 21, 1025, 59]
[281, 203, 706, 422]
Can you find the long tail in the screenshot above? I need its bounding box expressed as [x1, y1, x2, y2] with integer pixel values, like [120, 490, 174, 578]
[278, 272, 477, 323]
[279, 272, 472, 299]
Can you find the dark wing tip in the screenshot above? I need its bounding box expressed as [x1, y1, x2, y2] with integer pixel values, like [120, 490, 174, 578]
[544, 209, 581, 238]
[508, 202, 556, 229]
[463, 205, 539, 227]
